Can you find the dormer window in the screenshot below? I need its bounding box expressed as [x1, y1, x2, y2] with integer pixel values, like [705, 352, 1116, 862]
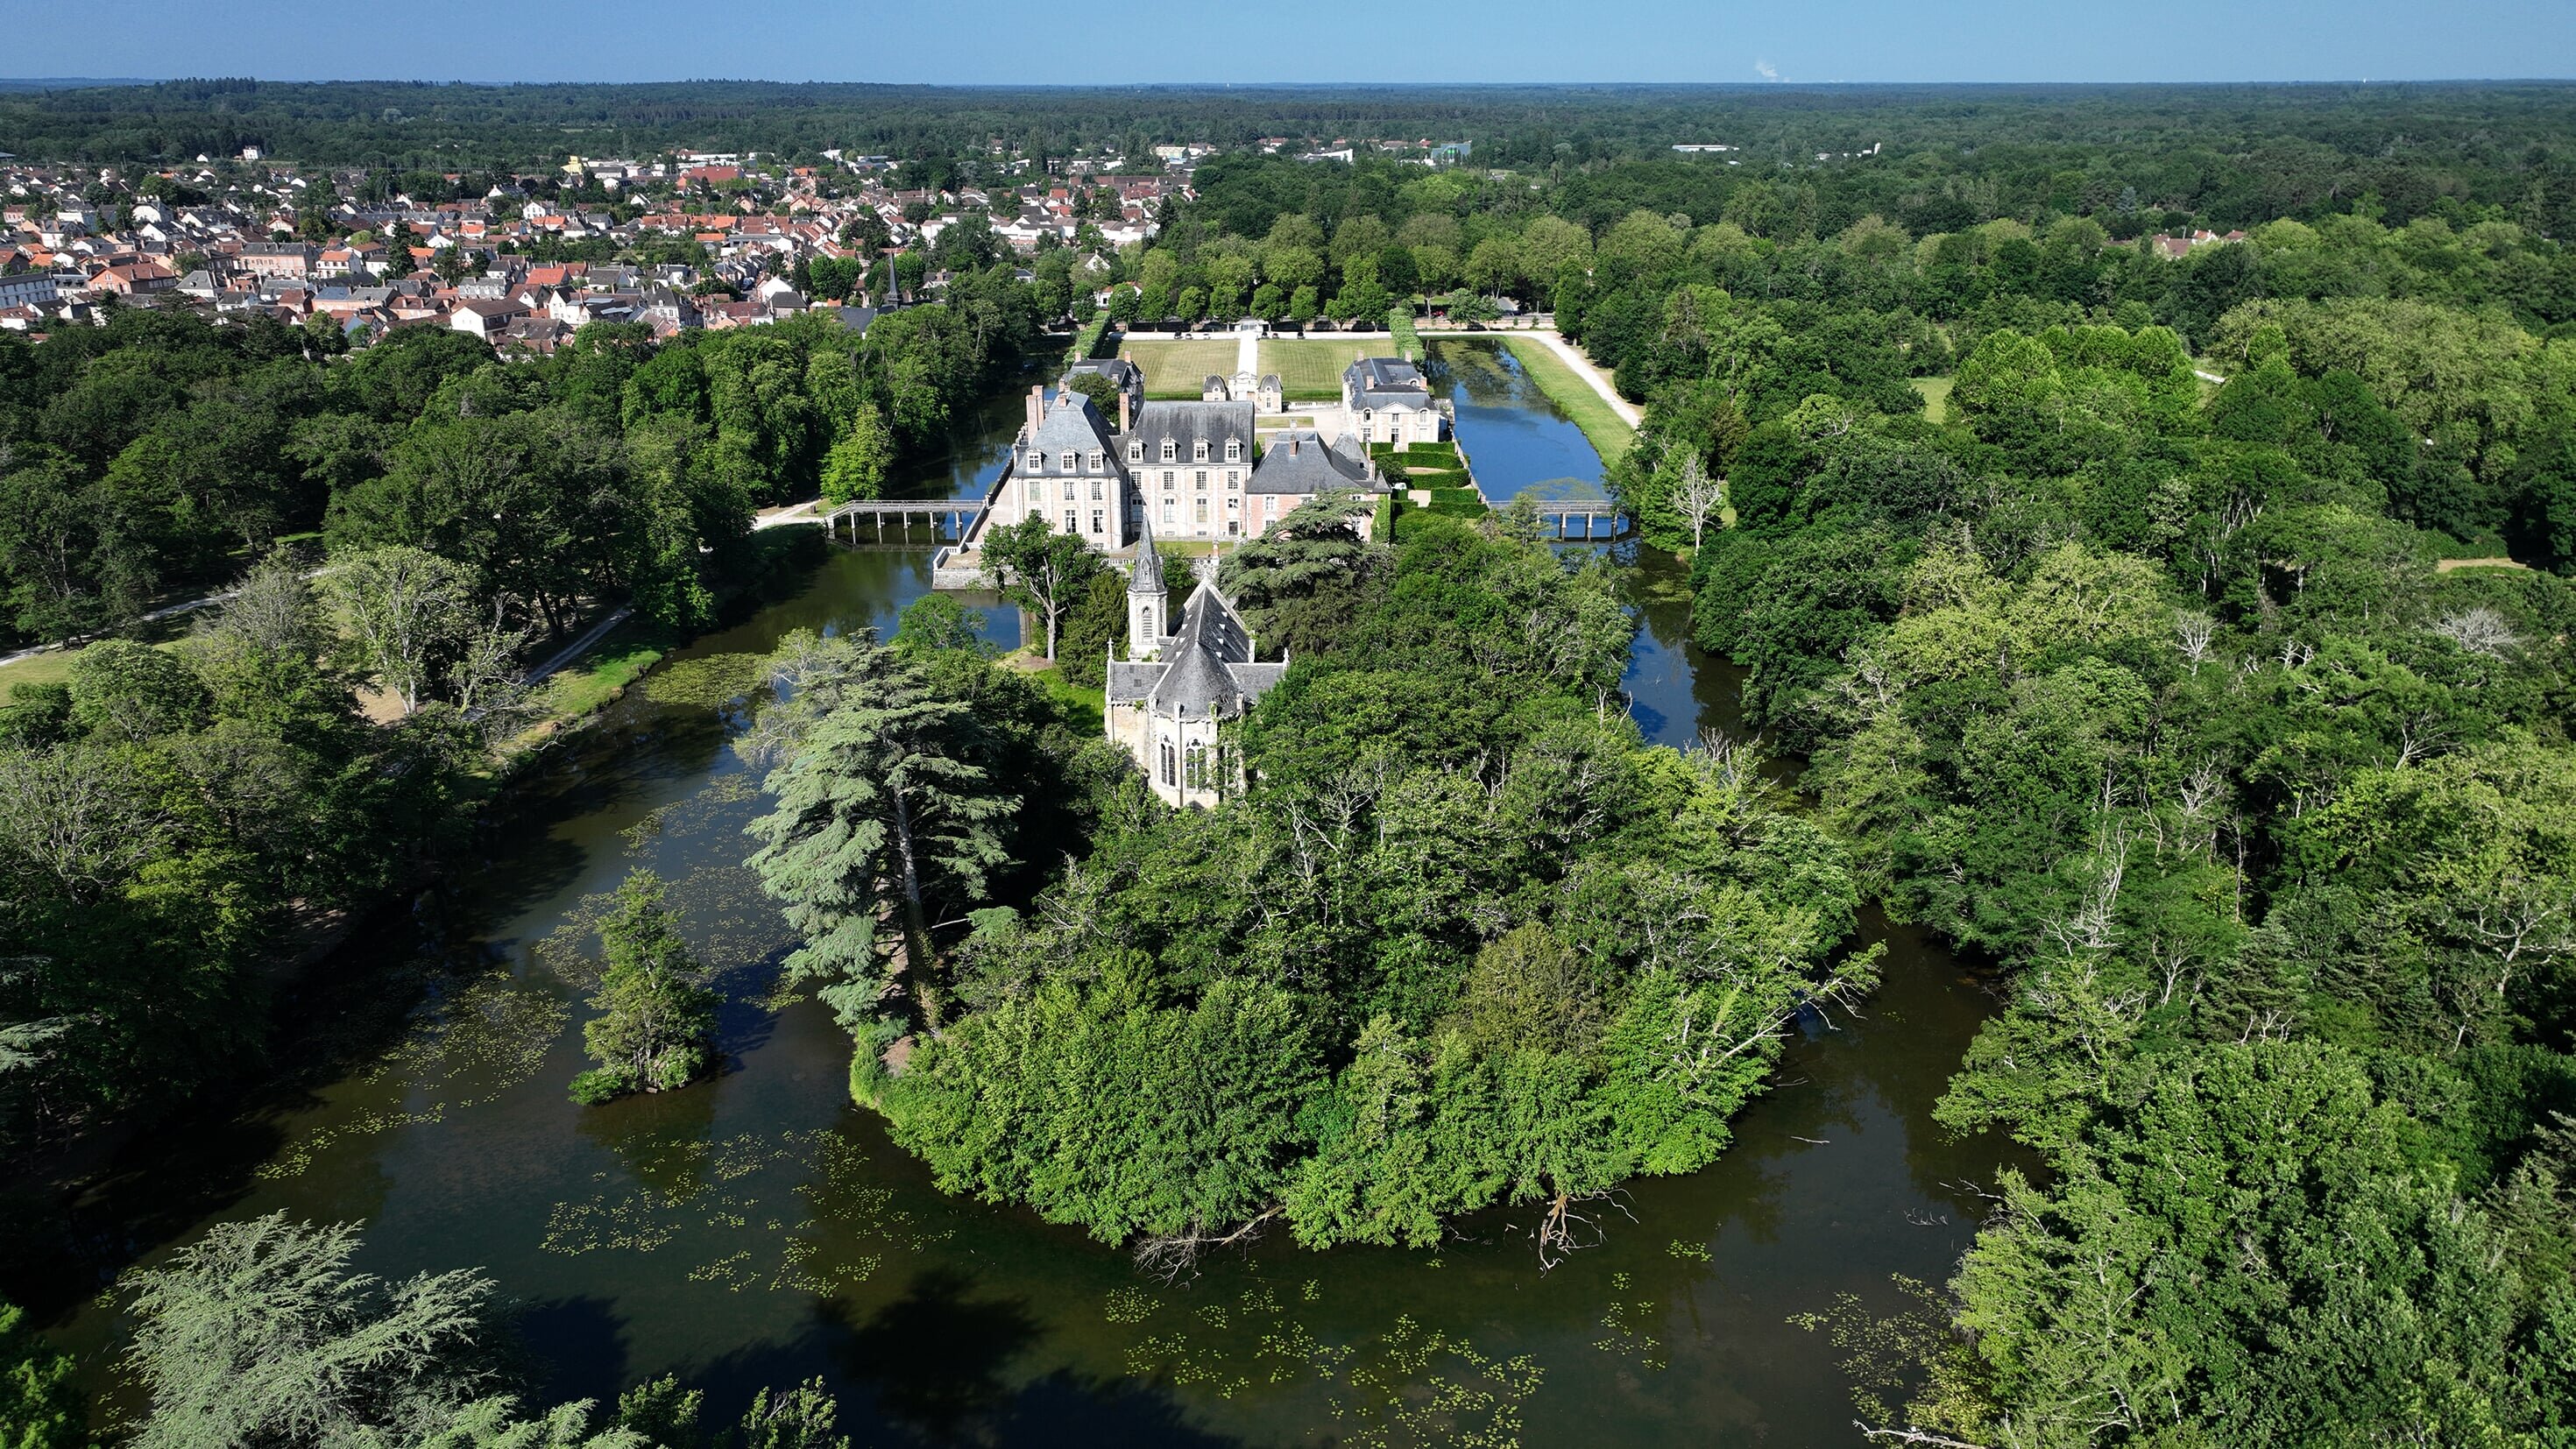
[1127, 442, 1142, 463]
[1225, 440, 1242, 463]
[1192, 439, 1209, 463]
[1160, 439, 1177, 463]
[1061, 451, 1078, 472]
[1026, 449, 1044, 473]
[1087, 451, 1104, 473]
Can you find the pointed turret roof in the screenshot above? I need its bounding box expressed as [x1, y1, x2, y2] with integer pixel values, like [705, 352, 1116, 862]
[1130, 512, 1163, 595]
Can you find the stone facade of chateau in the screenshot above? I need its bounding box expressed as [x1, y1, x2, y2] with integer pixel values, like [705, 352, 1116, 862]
[1103, 522, 1288, 808]
[979, 357, 1395, 547]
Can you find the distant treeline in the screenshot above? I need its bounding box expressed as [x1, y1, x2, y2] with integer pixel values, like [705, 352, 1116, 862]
[6, 81, 2576, 229]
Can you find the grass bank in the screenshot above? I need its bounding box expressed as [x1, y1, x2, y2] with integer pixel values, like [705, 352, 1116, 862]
[1496, 336, 1635, 467]
[1911, 375, 1955, 423]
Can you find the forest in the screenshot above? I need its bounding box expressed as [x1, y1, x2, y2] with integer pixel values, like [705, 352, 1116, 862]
[4, 81, 2576, 1448]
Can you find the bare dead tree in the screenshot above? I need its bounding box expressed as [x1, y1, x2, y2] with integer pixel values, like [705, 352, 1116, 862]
[1672, 452, 1725, 550]
[2172, 610, 2215, 673]
[2431, 605, 2519, 657]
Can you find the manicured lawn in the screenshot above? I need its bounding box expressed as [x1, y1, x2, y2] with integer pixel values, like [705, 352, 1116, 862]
[0, 646, 81, 703]
[1118, 339, 1242, 398]
[1260, 337, 1379, 399]
[1494, 336, 1635, 466]
[1912, 375, 1955, 423]
[1004, 648, 1106, 732]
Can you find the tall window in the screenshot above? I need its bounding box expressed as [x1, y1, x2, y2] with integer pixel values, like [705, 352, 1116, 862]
[1162, 470, 1175, 490]
[1064, 510, 1077, 532]
[1263, 494, 1277, 516]
[1090, 480, 1103, 500]
[1090, 509, 1103, 534]
[1185, 743, 1207, 791]
[1159, 741, 1175, 786]
[1061, 481, 1075, 501]
[1141, 605, 1154, 639]
[1194, 470, 1207, 491]
[1227, 470, 1240, 489]
[1195, 498, 1208, 525]
[1162, 499, 1175, 522]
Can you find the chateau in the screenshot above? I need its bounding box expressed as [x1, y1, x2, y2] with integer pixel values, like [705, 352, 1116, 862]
[972, 356, 1409, 806]
[979, 357, 1390, 547]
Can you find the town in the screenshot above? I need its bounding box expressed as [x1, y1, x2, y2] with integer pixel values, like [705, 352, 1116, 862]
[0, 136, 1500, 341]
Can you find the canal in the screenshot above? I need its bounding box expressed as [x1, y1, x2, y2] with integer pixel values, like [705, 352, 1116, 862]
[28, 343, 2004, 1448]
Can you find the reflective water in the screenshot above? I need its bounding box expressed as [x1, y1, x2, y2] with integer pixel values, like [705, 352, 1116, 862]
[1425, 339, 1611, 505]
[25, 363, 2004, 1448]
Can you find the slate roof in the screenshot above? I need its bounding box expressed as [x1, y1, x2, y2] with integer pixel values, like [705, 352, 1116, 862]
[1107, 575, 1288, 717]
[1344, 356, 1434, 411]
[1023, 391, 1123, 477]
[1249, 428, 1375, 495]
[1129, 512, 1164, 594]
[1128, 399, 1254, 466]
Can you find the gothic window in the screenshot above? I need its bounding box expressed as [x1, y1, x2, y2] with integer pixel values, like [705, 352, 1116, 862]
[1159, 741, 1175, 786]
[1185, 743, 1207, 791]
[1141, 605, 1154, 638]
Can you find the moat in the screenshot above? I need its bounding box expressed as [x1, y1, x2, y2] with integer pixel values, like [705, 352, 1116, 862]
[29, 339, 2007, 1447]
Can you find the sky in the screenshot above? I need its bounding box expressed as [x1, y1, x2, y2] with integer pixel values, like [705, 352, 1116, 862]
[10, 0, 2575, 85]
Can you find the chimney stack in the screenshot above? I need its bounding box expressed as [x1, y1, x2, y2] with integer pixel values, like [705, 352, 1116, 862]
[1026, 385, 1044, 439]
[1117, 388, 1130, 435]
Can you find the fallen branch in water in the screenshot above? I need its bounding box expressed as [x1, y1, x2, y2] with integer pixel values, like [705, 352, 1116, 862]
[1533, 1185, 1634, 1271]
[1133, 1205, 1284, 1282]
[1855, 1424, 1993, 1449]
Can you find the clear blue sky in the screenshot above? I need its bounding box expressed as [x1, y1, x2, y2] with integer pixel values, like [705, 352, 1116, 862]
[12, 0, 2573, 84]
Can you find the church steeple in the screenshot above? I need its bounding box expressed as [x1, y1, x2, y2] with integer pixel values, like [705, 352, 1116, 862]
[1127, 515, 1165, 662]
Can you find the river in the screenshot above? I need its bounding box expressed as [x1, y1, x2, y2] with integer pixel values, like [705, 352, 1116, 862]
[26, 341, 2005, 1448]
